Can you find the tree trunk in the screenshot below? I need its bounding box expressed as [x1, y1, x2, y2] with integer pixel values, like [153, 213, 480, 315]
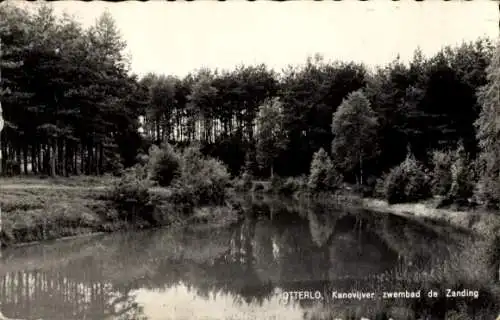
[31, 144, 37, 174]
[80, 144, 84, 174]
[50, 142, 56, 177]
[0, 139, 2, 176]
[99, 143, 104, 175]
[86, 143, 92, 175]
[61, 139, 67, 177]
[81, 145, 85, 174]
[16, 145, 21, 174]
[23, 144, 28, 174]
[359, 154, 363, 186]
[37, 144, 43, 174]
[57, 138, 64, 176]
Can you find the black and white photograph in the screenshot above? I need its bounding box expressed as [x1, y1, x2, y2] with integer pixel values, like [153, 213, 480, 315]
[0, 1, 499, 319]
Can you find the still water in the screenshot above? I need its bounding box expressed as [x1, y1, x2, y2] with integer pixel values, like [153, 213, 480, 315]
[0, 197, 498, 320]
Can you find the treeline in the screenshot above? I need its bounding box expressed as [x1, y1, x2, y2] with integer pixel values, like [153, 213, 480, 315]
[2, 4, 500, 207]
[139, 41, 494, 181]
[0, 4, 148, 176]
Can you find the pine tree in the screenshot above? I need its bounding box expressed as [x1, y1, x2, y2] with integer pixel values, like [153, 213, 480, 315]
[475, 40, 500, 207]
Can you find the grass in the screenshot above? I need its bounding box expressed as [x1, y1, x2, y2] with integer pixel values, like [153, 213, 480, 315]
[0, 175, 241, 247]
[1, 175, 499, 250]
[363, 197, 500, 238]
[0, 174, 117, 187]
[0, 187, 108, 246]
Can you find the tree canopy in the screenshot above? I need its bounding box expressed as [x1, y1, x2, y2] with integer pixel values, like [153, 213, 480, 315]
[0, 4, 496, 193]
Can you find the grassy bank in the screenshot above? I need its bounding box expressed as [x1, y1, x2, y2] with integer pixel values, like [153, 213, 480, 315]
[240, 176, 500, 237]
[0, 176, 242, 248]
[0, 174, 118, 188]
[363, 197, 500, 238]
[1, 174, 498, 248]
[0, 186, 109, 247]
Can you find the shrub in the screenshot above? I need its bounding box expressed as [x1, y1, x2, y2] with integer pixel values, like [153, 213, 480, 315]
[136, 153, 149, 166]
[473, 157, 500, 209]
[270, 174, 284, 192]
[177, 146, 231, 205]
[430, 149, 454, 196]
[384, 155, 431, 204]
[446, 145, 476, 205]
[108, 171, 155, 224]
[280, 176, 308, 195]
[234, 171, 253, 192]
[374, 174, 388, 199]
[269, 175, 305, 195]
[308, 148, 342, 192]
[253, 182, 266, 192]
[147, 143, 181, 187]
[360, 175, 379, 197]
[122, 163, 148, 181]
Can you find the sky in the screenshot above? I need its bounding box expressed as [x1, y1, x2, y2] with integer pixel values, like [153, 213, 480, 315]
[23, 1, 499, 78]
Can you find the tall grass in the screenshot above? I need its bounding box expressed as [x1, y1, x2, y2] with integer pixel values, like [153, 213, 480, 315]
[0, 188, 106, 246]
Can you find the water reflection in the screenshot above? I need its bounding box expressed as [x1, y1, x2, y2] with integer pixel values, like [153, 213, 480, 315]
[0, 196, 498, 319]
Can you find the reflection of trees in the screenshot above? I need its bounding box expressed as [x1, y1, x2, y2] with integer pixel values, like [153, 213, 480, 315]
[0, 268, 145, 320]
[307, 202, 338, 247]
[0, 196, 497, 319]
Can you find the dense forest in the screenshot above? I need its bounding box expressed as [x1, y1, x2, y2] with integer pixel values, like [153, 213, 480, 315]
[1, 5, 500, 207]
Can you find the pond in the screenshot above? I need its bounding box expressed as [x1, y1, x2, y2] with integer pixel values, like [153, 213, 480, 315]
[0, 196, 498, 320]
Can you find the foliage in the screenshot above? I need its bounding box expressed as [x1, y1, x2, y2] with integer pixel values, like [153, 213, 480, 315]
[0, 5, 148, 177]
[280, 176, 308, 195]
[255, 97, 288, 177]
[430, 149, 454, 196]
[0, 3, 498, 214]
[233, 171, 253, 192]
[147, 142, 181, 187]
[446, 143, 476, 205]
[474, 40, 500, 208]
[174, 146, 231, 205]
[331, 90, 378, 185]
[308, 148, 341, 191]
[108, 170, 155, 224]
[268, 175, 307, 195]
[383, 154, 432, 204]
[431, 143, 477, 206]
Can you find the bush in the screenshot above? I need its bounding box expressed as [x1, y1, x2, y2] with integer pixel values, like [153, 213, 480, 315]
[431, 143, 477, 207]
[473, 157, 500, 209]
[361, 175, 379, 197]
[308, 148, 342, 192]
[384, 155, 432, 204]
[430, 149, 454, 196]
[147, 143, 181, 187]
[122, 163, 148, 181]
[108, 171, 155, 224]
[268, 175, 306, 195]
[136, 153, 149, 166]
[253, 182, 266, 192]
[280, 176, 308, 195]
[446, 146, 476, 205]
[233, 171, 253, 192]
[270, 174, 284, 192]
[176, 146, 231, 205]
[374, 174, 388, 199]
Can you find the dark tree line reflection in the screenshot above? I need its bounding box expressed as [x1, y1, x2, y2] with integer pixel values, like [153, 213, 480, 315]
[0, 196, 498, 319]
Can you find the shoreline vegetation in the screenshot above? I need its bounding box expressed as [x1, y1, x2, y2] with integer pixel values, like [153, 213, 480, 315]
[0, 4, 498, 289]
[1, 170, 498, 249]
